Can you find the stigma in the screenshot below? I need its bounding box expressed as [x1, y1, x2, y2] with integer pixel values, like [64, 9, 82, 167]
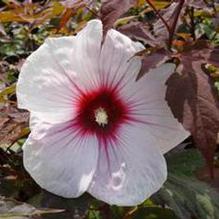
[95, 107, 108, 127]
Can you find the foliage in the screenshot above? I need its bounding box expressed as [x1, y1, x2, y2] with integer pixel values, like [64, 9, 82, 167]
[0, 0, 219, 218]
[158, 149, 219, 219]
[0, 196, 64, 218]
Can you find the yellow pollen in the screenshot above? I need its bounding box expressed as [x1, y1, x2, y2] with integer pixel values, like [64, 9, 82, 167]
[95, 107, 108, 127]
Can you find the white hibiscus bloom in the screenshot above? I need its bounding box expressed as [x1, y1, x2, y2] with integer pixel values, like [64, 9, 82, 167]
[16, 20, 189, 206]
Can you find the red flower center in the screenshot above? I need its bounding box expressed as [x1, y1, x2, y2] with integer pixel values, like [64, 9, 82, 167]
[73, 86, 130, 140]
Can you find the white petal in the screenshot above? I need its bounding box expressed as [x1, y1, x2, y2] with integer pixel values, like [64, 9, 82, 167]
[47, 19, 102, 90]
[23, 117, 99, 198]
[88, 124, 167, 206]
[99, 29, 144, 90]
[17, 19, 102, 123]
[124, 63, 190, 154]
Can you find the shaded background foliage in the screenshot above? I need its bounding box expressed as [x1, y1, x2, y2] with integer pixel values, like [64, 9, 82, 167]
[0, 0, 219, 218]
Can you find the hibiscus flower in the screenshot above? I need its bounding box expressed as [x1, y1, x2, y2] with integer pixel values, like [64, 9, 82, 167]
[16, 19, 189, 206]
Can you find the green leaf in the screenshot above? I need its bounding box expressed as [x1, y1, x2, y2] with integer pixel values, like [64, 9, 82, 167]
[131, 207, 178, 219]
[155, 174, 219, 219]
[166, 148, 204, 177]
[152, 149, 219, 219]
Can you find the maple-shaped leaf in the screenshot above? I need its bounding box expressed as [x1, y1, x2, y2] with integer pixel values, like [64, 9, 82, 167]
[118, 21, 158, 46]
[166, 45, 219, 174]
[208, 47, 219, 68]
[58, 0, 90, 31]
[100, 0, 136, 36]
[153, 1, 185, 42]
[61, 0, 90, 8]
[186, 0, 208, 8]
[0, 105, 29, 147]
[137, 48, 169, 79]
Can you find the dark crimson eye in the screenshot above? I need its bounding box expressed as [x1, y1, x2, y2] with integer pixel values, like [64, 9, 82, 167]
[72, 86, 131, 141]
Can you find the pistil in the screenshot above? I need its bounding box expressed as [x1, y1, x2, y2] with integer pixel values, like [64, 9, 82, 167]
[95, 107, 108, 127]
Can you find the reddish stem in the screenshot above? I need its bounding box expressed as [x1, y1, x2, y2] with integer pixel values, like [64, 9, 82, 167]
[145, 0, 170, 34]
[168, 0, 185, 49]
[189, 7, 196, 41]
[99, 204, 112, 219]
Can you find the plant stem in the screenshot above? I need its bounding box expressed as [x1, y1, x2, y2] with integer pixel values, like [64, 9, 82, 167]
[168, 0, 185, 50]
[145, 0, 170, 34]
[189, 7, 196, 41]
[99, 204, 112, 219]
